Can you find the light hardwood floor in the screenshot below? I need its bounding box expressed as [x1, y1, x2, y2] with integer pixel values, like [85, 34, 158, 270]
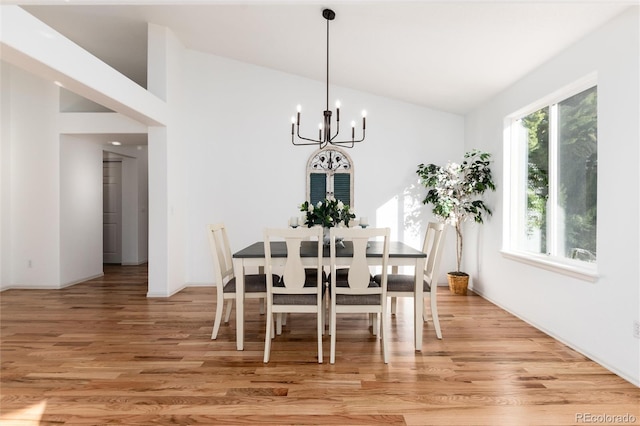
[1, 264, 638, 425]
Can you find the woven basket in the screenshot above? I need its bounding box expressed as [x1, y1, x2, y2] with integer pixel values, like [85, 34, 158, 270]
[447, 273, 469, 295]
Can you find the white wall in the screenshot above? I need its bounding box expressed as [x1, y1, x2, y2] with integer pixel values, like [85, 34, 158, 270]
[136, 147, 149, 263]
[147, 23, 188, 297]
[1, 61, 9, 288]
[464, 7, 640, 385]
[60, 134, 103, 285]
[1, 61, 150, 290]
[1, 62, 61, 289]
[181, 52, 464, 285]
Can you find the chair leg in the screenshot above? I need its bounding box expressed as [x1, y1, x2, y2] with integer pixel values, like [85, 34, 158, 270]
[380, 311, 388, 364]
[259, 298, 265, 315]
[330, 308, 337, 364]
[276, 313, 283, 335]
[391, 296, 397, 315]
[431, 296, 442, 339]
[264, 309, 273, 363]
[322, 300, 327, 336]
[211, 298, 225, 339]
[370, 313, 378, 336]
[270, 313, 275, 339]
[223, 300, 233, 323]
[325, 293, 332, 336]
[317, 308, 323, 364]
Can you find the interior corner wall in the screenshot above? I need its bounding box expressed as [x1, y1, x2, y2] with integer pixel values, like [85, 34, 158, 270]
[60, 135, 103, 285]
[464, 7, 640, 386]
[147, 24, 186, 297]
[0, 62, 10, 290]
[136, 146, 149, 264]
[1, 61, 61, 288]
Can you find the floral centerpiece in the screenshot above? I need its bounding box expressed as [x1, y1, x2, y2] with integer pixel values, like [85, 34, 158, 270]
[299, 198, 355, 228]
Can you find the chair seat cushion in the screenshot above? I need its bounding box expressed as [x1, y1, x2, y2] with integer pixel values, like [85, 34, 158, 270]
[223, 274, 275, 293]
[373, 274, 431, 293]
[335, 293, 381, 305]
[332, 280, 380, 305]
[273, 293, 318, 305]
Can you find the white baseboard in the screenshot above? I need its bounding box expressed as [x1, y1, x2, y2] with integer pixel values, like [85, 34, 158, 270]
[121, 260, 148, 266]
[471, 286, 640, 388]
[185, 281, 216, 287]
[61, 273, 104, 288]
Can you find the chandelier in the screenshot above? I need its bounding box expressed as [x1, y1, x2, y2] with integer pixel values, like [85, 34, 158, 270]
[291, 8, 366, 149]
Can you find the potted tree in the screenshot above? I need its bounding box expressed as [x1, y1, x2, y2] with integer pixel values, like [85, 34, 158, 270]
[416, 149, 496, 295]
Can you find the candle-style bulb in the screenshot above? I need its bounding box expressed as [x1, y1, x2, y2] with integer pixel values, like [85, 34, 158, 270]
[335, 100, 341, 109]
[297, 104, 302, 112]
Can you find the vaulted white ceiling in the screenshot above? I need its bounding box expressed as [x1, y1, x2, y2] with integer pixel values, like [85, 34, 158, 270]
[19, 1, 635, 115]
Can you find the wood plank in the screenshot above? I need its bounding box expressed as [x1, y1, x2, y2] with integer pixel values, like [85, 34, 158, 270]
[1, 264, 638, 425]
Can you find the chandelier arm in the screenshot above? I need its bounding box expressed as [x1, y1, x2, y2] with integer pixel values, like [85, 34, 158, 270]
[329, 118, 340, 142]
[295, 122, 323, 144]
[327, 130, 366, 148]
[292, 136, 323, 146]
[292, 130, 324, 146]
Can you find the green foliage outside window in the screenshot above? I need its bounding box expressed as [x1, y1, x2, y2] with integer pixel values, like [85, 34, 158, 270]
[520, 86, 597, 261]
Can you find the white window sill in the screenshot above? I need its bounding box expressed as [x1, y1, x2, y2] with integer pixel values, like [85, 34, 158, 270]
[500, 250, 599, 282]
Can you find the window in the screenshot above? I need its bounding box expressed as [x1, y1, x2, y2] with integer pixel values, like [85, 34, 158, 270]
[504, 78, 597, 279]
[307, 148, 354, 208]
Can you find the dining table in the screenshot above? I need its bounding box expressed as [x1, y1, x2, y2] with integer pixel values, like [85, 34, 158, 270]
[232, 238, 427, 351]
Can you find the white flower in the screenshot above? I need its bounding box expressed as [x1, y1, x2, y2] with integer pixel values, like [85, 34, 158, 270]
[308, 205, 314, 212]
[337, 201, 344, 210]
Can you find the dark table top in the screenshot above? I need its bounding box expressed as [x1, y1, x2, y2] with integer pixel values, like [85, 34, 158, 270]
[233, 241, 425, 259]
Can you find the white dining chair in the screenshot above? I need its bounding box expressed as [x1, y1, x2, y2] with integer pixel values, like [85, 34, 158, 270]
[374, 221, 447, 339]
[329, 226, 390, 364]
[263, 227, 325, 363]
[207, 223, 275, 340]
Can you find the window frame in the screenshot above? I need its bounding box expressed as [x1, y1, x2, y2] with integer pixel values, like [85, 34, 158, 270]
[502, 73, 599, 282]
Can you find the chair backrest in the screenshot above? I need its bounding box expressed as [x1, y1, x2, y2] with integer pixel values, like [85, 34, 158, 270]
[422, 222, 447, 287]
[263, 227, 323, 294]
[330, 227, 390, 294]
[207, 223, 235, 290]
